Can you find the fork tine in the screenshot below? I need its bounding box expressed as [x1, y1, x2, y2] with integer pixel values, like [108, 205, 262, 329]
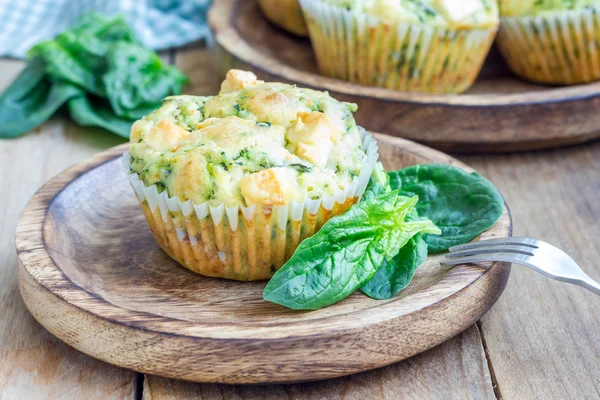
[445, 244, 536, 259]
[441, 252, 531, 266]
[449, 237, 539, 252]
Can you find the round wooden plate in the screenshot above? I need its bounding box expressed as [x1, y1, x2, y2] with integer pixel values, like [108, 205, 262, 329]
[209, 0, 600, 153]
[16, 134, 511, 384]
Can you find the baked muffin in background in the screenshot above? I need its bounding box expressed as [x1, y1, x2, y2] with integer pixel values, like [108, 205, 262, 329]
[258, 0, 309, 36]
[124, 70, 378, 281]
[299, 0, 499, 94]
[497, 0, 600, 85]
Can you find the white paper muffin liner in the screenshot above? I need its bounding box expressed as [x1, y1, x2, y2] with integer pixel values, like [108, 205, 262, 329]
[122, 128, 379, 281]
[498, 6, 600, 84]
[300, 0, 498, 94]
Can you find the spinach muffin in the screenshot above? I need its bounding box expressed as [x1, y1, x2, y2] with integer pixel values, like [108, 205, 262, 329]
[258, 0, 309, 36]
[300, 0, 499, 93]
[497, 0, 600, 84]
[124, 69, 378, 281]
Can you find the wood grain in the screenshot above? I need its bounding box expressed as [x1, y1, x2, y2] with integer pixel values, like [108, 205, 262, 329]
[16, 134, 510, 384]
[0, 60, 135, 400]
[142, 325, 494, 400]
[206, 0, 600, 153]
[462, 142, 600, 399]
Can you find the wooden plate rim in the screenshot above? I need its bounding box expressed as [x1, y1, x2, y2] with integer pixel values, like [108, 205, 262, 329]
[15, 133, 512, 341]
[208, 0, 600, 107]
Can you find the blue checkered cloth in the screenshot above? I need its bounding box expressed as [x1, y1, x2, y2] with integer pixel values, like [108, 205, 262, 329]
[0, 0, 213, 58]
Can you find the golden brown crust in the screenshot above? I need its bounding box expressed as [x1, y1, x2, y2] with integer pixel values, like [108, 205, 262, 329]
[258, 0, 309, 37]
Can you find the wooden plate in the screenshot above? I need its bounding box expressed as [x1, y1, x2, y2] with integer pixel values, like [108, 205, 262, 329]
[16, 134, 511, 384]
[209, 0, 600, 153]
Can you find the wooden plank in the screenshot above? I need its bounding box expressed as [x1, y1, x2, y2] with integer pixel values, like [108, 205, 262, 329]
[461, 142, 600, 399]
[0, 59, 135, 399]
[143, 325, 494, 400]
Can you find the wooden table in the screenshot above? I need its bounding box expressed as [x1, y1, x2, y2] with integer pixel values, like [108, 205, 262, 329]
[1, 46, 599, 400]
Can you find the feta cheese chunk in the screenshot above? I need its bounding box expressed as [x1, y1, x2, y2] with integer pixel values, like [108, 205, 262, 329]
[287, 111, 342, 169]
[240, 168, 298, 205]
[434, 0, 484, 22]
[145, 120, 190, 152]
[220, 69, 264, 94]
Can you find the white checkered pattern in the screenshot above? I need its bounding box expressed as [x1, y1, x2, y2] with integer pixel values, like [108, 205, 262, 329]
[0, 0, 213, 58]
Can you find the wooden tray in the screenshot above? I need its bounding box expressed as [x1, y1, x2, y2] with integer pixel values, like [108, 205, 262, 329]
[209, 0, 600, 153]
[16, 134, 511, 384]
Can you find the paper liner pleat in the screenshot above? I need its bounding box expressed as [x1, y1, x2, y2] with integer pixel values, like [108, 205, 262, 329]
[300, 0, 498, 94]
[123, 129, 378, 281]
[497, 6, 600, 84]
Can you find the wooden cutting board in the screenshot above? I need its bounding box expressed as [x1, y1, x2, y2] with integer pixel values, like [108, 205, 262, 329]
[16, 133, 511, 384]
[208, 0, 600, 153]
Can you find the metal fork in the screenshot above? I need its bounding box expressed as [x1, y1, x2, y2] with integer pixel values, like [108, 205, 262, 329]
[441, 237, 600, 296]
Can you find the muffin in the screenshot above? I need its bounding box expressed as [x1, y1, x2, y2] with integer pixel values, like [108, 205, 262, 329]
[124, 69, 379, 281]
[497, 0, 600, 84]
[300, 0, 499, 93]
[258, 0, 309, 36]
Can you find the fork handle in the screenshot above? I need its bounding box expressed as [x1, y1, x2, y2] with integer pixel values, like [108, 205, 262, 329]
[441, 256, 600, 297]
[579, 278, 600, 296]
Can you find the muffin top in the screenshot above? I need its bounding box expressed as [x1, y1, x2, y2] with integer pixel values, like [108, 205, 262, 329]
[319, 0, 499, 29]
[129, 70, 367, 207]
[499, 0, 599, 17]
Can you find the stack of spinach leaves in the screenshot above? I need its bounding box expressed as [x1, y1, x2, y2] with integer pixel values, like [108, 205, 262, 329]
[0, 13, 187, 139]
[264, 163, 505, 310]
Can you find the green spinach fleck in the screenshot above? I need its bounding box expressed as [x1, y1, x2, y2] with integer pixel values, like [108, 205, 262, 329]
[289, 163, 312, 173]
[153, 181, 167, 193]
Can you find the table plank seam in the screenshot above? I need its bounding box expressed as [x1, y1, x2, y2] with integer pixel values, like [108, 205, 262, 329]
[134, 373, 144, 400]
[477, 320, 502, 399]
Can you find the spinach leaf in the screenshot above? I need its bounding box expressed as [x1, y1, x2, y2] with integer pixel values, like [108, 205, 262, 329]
[68, 96, 133, 138]
[0, 73, 82, 138]
[103, 42, 188, 119]
[389, 164, 504, 253]
[28, 13, 138, 97]
[0, 57, 47, 100]
[263, 192, 440, 310]
[30, 39, 106, 97]
[360, 234, 428, 299]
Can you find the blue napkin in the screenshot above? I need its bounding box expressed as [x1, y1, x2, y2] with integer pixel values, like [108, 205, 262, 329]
[0, 0, 213, 58]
